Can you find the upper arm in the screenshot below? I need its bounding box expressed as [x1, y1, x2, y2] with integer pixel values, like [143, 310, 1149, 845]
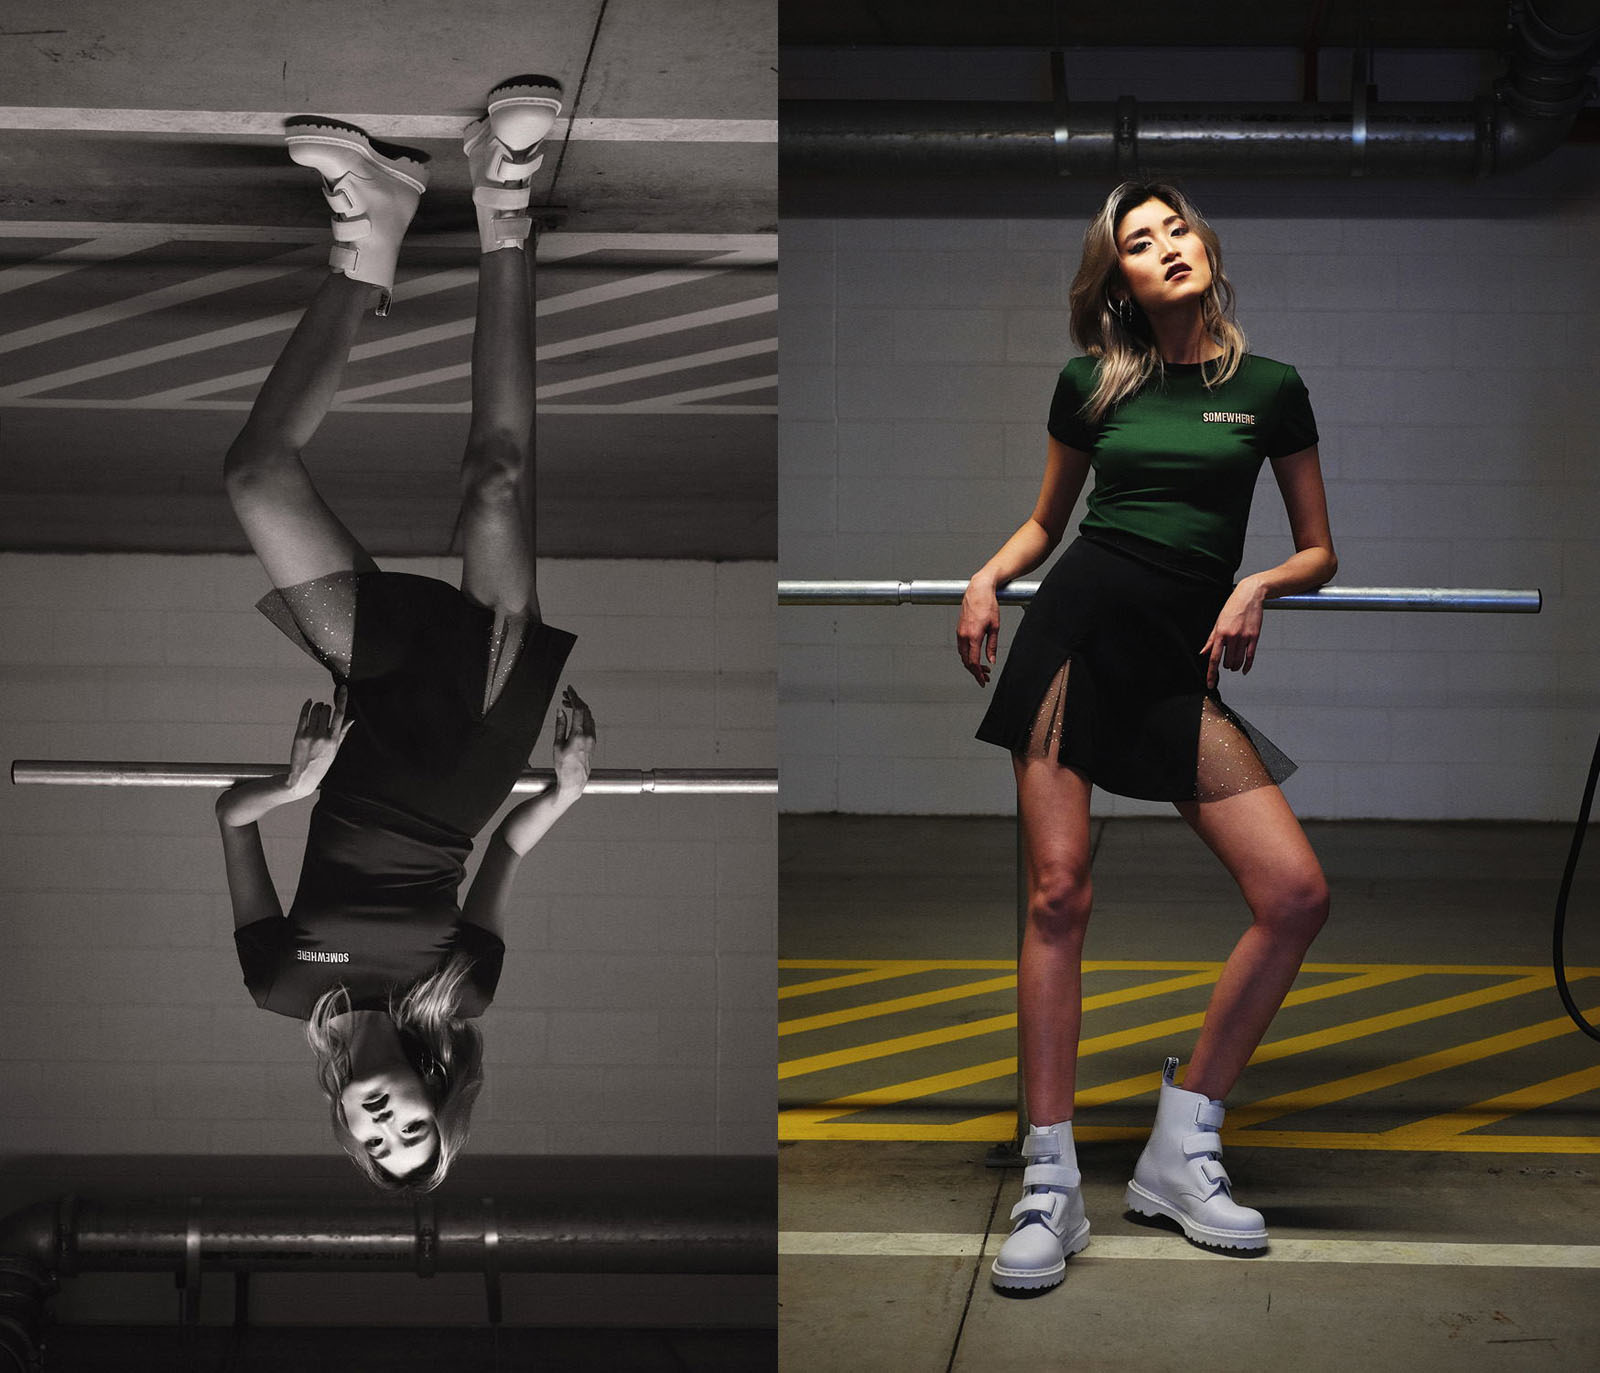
[1269, 444, 1335, 556]
[217, 818, 285, 930]
[461, 830, 523, 942]
[1031, 437, 1093, 544]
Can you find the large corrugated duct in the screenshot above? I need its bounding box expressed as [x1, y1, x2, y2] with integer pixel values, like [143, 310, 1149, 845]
[780, 0, 1600, 186]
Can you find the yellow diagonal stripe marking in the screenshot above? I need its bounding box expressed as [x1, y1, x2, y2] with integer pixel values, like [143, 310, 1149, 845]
[1380, 1052, 1600, 1147]
[780, 1015, 1019, 1080]
[1237, 973, 1554, 1074]
[794, 970, 1416, 1124]
[1227, 992, 1593, 1132]
[779, 963, 947, 999]
[778, 970, 1223, 1080]
[778, 1111, 1019, 1142]
[778, 975, 1017, 1036]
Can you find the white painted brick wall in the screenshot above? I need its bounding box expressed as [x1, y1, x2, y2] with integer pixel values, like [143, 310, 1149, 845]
[779, 187, 1600, 820]
[0, 553, 775, 1161]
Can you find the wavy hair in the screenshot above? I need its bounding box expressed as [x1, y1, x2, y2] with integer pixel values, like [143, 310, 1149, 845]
[1067, 181, 1248, 425]
[305, 952, 486, 1193]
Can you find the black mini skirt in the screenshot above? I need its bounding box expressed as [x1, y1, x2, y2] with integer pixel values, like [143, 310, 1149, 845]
[974, 535, 1294, 803]
[258, 571, 576, 837]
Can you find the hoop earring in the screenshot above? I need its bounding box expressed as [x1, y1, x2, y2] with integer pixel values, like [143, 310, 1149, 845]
[1111, 295, 1133, 324]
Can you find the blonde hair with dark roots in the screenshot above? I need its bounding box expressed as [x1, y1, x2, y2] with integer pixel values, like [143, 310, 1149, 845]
[305, 952, 485, 1193]
[1067, 181, 1248, 425]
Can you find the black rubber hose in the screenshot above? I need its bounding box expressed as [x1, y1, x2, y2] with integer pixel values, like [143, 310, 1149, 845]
[1554, 726, 1600, 1042]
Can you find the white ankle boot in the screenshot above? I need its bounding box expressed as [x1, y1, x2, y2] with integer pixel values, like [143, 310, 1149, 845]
[285, 119, 429, 316]
[463, 76, 563, 253]
[1125, 1057, 1267, 1251]
[991, 1119, 1091, 1291]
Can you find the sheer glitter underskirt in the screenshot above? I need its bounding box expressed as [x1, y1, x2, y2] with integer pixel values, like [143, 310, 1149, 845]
[257, 570, 528, 716]
[975, 535, 1296, 804]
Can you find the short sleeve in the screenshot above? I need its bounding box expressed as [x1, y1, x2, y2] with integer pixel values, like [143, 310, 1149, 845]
[1046, 359, 1097, 451]
[1264, 365, 1319, 458]
[233, 917, 287, 1009]
[454, 921, 506, 1017]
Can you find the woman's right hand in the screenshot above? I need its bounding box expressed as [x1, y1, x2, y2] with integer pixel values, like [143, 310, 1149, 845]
[957, 578, 1002, 687]
[285, 685, 353, 796]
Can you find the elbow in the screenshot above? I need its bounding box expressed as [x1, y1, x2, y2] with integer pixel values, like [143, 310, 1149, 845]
[1323, 546, 1339, 585]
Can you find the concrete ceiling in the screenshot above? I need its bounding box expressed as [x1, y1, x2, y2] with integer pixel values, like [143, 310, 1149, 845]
[0, 0, 776, 559]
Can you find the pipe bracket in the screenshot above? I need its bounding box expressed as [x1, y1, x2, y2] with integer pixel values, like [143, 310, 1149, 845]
[414, 1197, 437, 1279]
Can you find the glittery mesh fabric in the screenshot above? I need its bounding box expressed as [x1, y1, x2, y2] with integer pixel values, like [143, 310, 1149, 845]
[1020, 658, 1072, 760]
[483, 609, 530, 715]
[255, 570, 358, 679]
[256, 572, 533, 716]
[1194, 696, 1276, 802]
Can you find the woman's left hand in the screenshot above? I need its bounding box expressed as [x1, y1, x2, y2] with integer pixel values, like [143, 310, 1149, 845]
[1200, 578, 1268, 690]
[553, 685, 596, 801]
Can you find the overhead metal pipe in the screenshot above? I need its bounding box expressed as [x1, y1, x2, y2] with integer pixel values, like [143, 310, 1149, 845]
[9, 763, 778, 793]
[0, 1167, 774, 1363]
[780, 1, 1600, 185]
[778, 581, 1542, 613]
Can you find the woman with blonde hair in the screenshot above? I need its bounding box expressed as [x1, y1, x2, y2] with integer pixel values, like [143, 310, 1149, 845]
[215, 76, 594, 1191]
[960, 182, 1337, 1288]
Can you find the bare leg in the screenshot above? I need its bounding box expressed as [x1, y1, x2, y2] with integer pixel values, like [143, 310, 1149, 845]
[224, 271, 381, 588]
[1013, 754, 1095, 1125]
[458, 247, 538, 619]
[1173, 783, 1330, 1100]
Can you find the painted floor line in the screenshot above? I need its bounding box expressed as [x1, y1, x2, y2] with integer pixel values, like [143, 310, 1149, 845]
[779, 1231, 1600, 1268]
[0, 107, 775, 142]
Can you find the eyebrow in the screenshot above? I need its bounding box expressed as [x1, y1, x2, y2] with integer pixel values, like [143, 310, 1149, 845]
[1122, 215, 1184, 247]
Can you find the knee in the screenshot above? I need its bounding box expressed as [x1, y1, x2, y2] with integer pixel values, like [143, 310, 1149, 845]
[461, 434, 525, 509]
[1261, 867, 1329, 943]
[1028, 864, 1092, 944]
[223, 435, 294, 501]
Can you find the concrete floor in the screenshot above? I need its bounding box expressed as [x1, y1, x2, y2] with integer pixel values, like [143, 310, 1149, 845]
[779, 815, 1600, 1371]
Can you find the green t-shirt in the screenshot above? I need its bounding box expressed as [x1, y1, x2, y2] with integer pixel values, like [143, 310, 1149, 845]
[1047, 353, 1318, 583]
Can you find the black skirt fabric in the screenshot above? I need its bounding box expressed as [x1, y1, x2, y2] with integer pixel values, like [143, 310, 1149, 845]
[974, 536, 1294, 803]
[258, 571, 576, 837]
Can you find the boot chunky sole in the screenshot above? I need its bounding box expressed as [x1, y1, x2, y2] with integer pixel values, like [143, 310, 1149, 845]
[464, 75, 563, 252]
[990, 1215, 1091, 1291]
[1124, 1179, 1267, 1251]
[285, 117, 429, 313]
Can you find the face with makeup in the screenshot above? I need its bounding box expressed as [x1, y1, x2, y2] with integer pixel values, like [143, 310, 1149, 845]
[340, 1068, 439, 1180]
[1112, 196, 1214, 317]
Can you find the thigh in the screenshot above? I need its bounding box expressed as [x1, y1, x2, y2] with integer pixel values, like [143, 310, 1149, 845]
[1013, 752, 1095, 890]
[457, 437, 539, 619]
[1174, 783, 1324, 907]
[227, 453, 378, 590]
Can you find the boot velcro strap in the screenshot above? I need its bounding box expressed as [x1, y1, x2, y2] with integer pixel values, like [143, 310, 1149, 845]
[321, 183, 358, 216]
[1021, 1162, 1079, 1190]
[1199, 1159, 1231, 1189]
[330, 216, 371, 242]
[1021, 1131, 1066, 1161]
[1197, 1101, 1226, 1129]
[490, 214, 532, 244]
[474, 185, 533, 210]
[490, 147, 545, 182]
[1009, 1191, 1066, 1226]
[328, 243, 360, 272]
[1184, 1130, 1223, 1160]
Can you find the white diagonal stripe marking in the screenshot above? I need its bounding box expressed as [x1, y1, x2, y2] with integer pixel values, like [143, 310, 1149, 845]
[334, 295, 778, 402]
[536, 339, 776, 398]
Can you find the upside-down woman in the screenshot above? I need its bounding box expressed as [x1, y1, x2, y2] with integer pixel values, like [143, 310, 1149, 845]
[215, 77, 592, 1191]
